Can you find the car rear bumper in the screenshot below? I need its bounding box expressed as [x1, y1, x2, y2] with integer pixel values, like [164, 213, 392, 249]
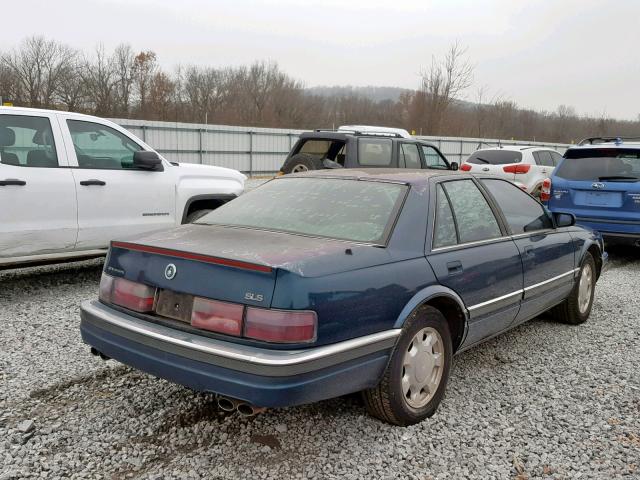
[80, 300, 398, 407]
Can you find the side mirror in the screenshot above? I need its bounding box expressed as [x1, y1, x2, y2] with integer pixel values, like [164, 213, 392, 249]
[553, 212, 576, 228]
[322, 158, 343, 169]
[133, 151, 162, 171]
[450, 162, 459, 171]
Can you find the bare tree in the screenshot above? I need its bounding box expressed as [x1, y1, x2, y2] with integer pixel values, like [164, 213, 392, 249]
[2, 36, 76, 108]
[82, 45, 116, 116]
[113, 44, 136, 117]
[419, 41, 473, 134]
[133, 51, 157, 117]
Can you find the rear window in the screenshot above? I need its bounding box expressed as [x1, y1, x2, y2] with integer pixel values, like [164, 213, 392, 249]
[467, 150, 522, 165]
[299, 140, 331, 156]
[358, 138, 393, 166]
[555, 148, 640, 181]
[198, 177, 407, 244]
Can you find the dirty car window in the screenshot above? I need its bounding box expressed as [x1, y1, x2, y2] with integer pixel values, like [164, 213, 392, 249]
[199, 177, 407, 244]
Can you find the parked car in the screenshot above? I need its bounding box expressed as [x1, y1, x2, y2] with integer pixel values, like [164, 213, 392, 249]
[0, 107, 245, 268]
[461, 146, 563, 196]
[278, 126, 457, 174]
[544, 137, 640, 246]
[80, 169, 606, 426]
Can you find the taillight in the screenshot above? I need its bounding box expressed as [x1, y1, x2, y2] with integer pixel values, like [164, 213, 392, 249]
[244, 307, 317, 343]
[503, 164, 531, 174]
[460, 163, 472, 171]
[540, 178, 552, 202]
[191, 297, 244, 336]
[111, 277, 156, 312]
[98, 273, 115, 304]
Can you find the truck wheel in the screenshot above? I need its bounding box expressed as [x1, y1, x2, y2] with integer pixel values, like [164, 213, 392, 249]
[551, 252, 596, 325]
[186, 209, 212, 223]
[280, 153, 324, 174]
[362, 306, 452, 426]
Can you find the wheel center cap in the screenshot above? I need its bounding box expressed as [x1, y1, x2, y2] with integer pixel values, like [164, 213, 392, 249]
[414, 352, 434, 383]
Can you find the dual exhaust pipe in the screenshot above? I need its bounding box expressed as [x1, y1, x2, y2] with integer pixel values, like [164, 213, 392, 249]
[89, 348, 265, 417]
[217, 396, 266, 417]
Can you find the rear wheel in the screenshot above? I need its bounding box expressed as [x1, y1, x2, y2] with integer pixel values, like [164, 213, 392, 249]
[280, 153, 324, 174]
[551, 252, 596, 325]
[362, 306, 452, 426]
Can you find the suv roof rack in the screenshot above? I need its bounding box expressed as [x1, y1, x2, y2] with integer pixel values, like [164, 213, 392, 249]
[578, 136, 640, 146]
[314, 128, 404, 138]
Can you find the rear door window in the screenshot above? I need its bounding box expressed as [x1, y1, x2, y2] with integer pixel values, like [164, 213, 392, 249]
[433, 185, 457, 248]
[399, 143, 421, 168]
[536, 151, 554, 167]
[441, 180, 502, 243]
[555, 148, 640, 181]
[358, 138, 393, 166]
[0, 115, 59, 167]
[467, 150, 522, 165]
[549, 151, 563, 166]
[481, 178, 553, 234]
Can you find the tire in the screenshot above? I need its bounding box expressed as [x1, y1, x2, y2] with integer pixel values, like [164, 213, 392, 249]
[362, 306, 452, 426]
[551, 252, 596, 325]
[185, 209, 212, 223]
[280, 153, 324, 174]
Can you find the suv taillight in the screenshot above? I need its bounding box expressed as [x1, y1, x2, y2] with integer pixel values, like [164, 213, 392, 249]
[460, 163, 472, 171]
[503, 164, 531, 174]
[99, 273, 156, 312]
[540, 178, 552, 202]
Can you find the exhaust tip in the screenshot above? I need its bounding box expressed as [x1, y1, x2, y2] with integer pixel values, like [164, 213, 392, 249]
[217, 397, 236, 412]
[236, 403, 255, 416]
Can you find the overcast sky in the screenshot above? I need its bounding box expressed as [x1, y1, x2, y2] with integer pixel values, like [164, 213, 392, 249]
[3, 0, 639, 120]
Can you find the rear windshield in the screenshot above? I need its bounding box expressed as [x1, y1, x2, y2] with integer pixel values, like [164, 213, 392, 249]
[198, 177, 407, 244]
[555, 148, 640, 181]
[467, 150, 522, 165]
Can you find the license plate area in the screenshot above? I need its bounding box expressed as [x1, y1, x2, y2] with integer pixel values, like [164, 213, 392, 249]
[155, 290, 194, 323]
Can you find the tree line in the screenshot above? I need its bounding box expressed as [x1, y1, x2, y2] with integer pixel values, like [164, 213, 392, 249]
[1, 36, 638, 144]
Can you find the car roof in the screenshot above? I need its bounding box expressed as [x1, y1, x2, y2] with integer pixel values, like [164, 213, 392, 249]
[283, 168, 469, 186]
[0, 106, 111, 124]
[474, 145, 550, 152]
[567, 143, 640, 151]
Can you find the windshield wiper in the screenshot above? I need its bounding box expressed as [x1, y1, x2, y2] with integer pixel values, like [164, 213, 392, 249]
[597, 176, 639, 182]
[473, 157, 490, 164]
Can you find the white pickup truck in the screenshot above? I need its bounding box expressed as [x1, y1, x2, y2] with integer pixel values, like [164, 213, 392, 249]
[0, 107, 245, 267]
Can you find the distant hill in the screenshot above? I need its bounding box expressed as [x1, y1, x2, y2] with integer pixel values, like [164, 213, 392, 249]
[305, 85, 413, 103]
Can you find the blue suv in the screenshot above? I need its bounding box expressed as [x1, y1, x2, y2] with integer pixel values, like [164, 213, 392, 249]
[545, 137, 640, 246]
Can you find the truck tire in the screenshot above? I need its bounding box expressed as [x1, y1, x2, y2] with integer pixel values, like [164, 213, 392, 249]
[185, 209, 212, 223]
[362, 306, 452, 426]
[280, 153, 324, 174]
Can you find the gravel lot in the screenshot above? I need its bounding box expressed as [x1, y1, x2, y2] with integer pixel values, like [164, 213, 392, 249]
[1, 247, 639, 480]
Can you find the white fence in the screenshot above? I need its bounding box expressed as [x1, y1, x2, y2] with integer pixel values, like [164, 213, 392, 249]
[111, 118, 571, 176]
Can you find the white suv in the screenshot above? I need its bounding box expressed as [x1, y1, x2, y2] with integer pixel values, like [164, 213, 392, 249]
[0, 107, 245, 267]
[461, 146, 563, 196]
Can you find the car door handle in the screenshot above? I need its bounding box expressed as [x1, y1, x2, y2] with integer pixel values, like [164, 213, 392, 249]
[523, 245, 534, 256]
[0, 178, 26, 186]
[80, 179, 106, 186]
[446, 260, 463, 275]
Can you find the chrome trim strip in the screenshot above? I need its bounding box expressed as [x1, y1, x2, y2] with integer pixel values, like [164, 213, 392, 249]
[524, 268, 579, 293]
[468, 289, 523, 312]
[510, 229, 554, 239]
[431, 235, 512, 253]
[81, 300, 401, 367]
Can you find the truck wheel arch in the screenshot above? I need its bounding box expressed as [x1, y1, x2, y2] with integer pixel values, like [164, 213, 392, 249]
[181, 194, 237, 224]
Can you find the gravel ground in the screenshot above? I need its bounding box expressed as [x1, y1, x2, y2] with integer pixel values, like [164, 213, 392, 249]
[1, 248, 639, 480]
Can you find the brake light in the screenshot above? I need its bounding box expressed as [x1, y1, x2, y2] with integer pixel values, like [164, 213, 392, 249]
[110, 277, 156, 312]
[503, 164, 531, 174]
[460, 163, 472, 171]
[244, 307, 317, 343]
[540, 178, 552, 202]
[191, 297, 244, 336]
